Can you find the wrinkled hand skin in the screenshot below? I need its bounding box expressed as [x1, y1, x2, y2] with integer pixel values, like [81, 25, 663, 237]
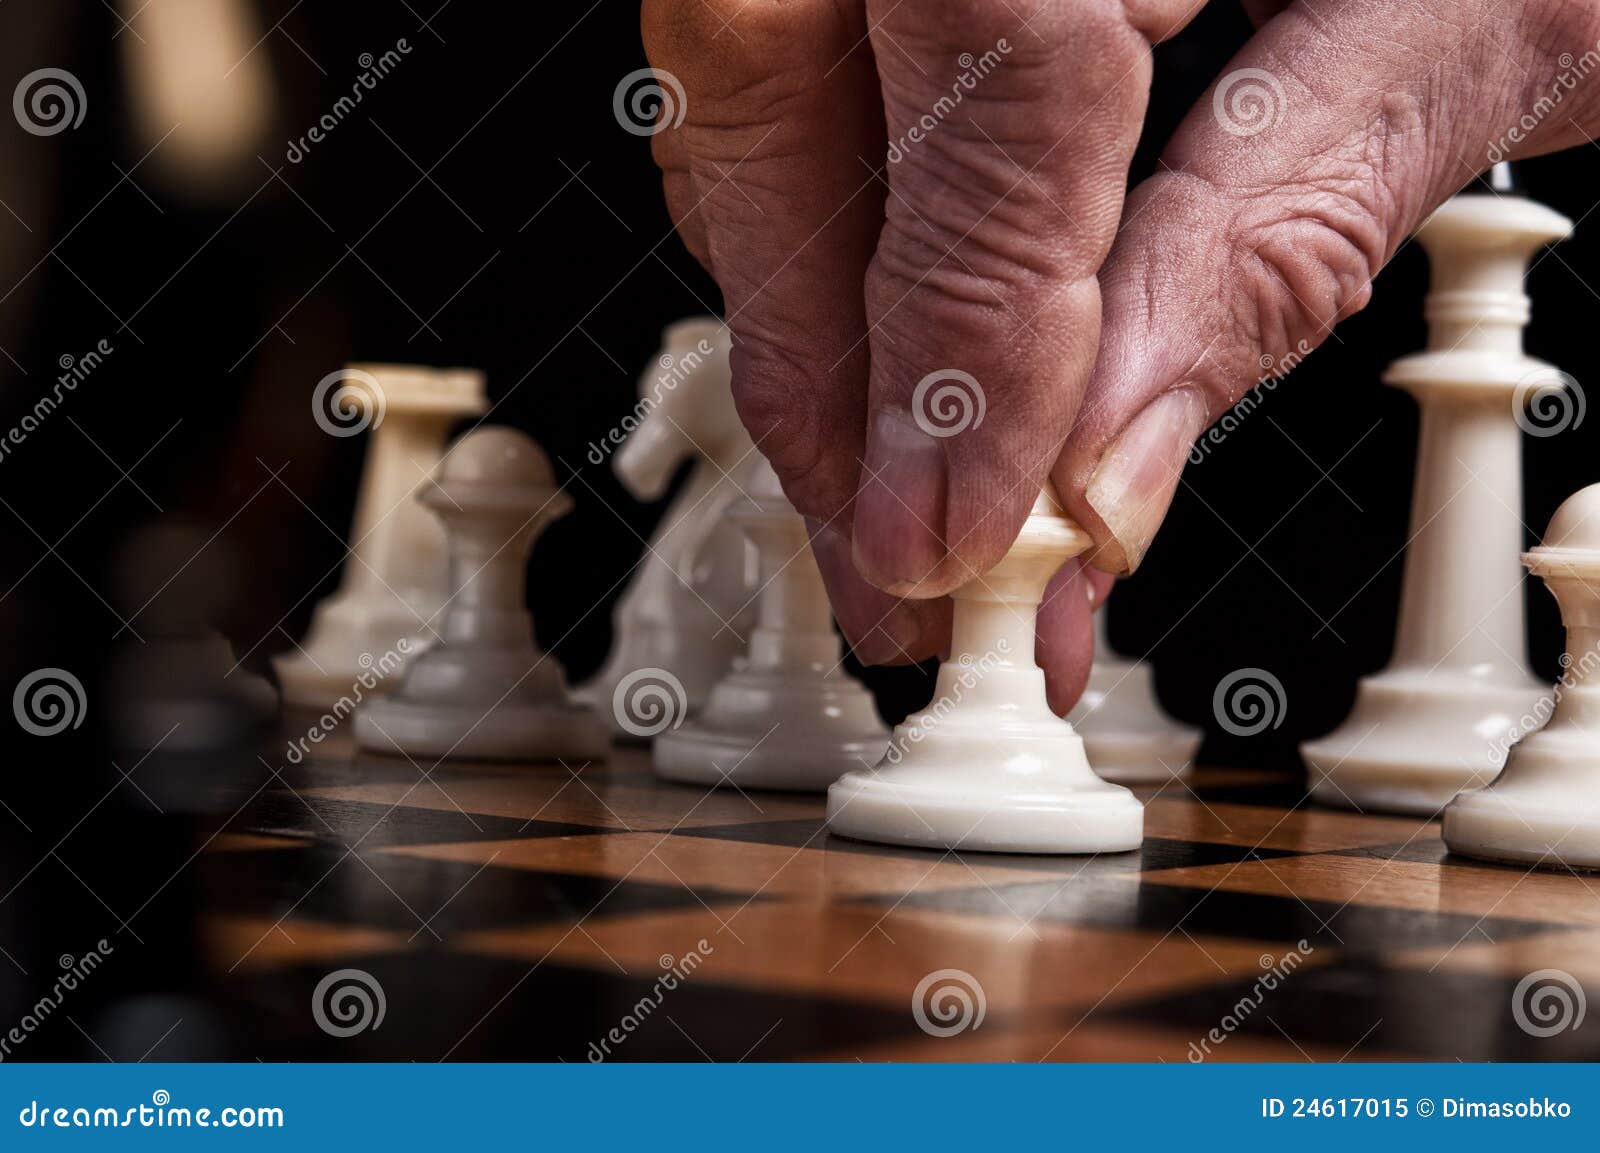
[644, 0, 1600, 711]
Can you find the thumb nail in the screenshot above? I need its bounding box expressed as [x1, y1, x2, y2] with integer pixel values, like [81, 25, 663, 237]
[852, 407, 947, 593]
[1084, 388, 1208, 573]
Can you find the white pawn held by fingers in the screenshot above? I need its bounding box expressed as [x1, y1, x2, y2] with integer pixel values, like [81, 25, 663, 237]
[1069, 601, 1201, 783]
[1301, 186, 1568, 814]
[1444, 485, 1600, 869]
[827, 487, 1144, 854]
[353, 427, 608, 762]
[652, 458, 888, 790]
[274, 364, 486, 713]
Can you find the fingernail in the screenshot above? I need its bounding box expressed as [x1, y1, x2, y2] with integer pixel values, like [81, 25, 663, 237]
[852, 407, 946, 592]
[1085, 389, 1208, 574]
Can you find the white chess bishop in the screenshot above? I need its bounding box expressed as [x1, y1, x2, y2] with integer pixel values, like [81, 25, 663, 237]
[1444, 485, 1600, 869]
[580, 319, 761, 739]
[353, 427, 608, 761]
[652, 458, 888, 790]
[827, 486, 1144, 854]
[1069, 600, 1201, 783]
[275, 364, 486, 712]
[1301, 186, 1569, 814]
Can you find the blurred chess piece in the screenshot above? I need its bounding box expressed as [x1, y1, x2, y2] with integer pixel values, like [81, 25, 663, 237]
[108, 519, 276, 754]
[828, 487, 1143, 853]
[274, 365, 485, 714]
[354, 427, 607, 761]
[1444, 484, 1600, 868]
[581, 319, 760, 738]
[1302, 181, 1568, 814]
[1069, 599, 1201, 783]
[653, 458, 887, 790]
[118, 0, 277, 198]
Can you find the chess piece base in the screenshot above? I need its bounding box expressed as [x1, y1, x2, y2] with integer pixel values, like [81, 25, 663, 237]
[271, 605, 423, 711]
[1071, 658, 1201, 784]
[827, 730, 1143, 855]
[1443, 723, 1600, 869]
[353, 695, 609, 763]
[1302, 670, 1546, 815]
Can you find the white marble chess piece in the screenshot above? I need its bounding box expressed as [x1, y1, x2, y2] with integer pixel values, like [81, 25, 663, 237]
[827, 487, 1144, 854]
[274, 364, 486, 713]
[1444, 485, 1600, 869]
[1069, 602, 1202, 783]
[652, 458, 888, 790]
[353, 427, 608, 762]
[1302, 189, 1569, 814]
[580, 319, 760, 738]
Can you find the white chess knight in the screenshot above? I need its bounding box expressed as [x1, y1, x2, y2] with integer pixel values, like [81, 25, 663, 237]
[1444, 485, 1600, 869]
[274, 364, 486, 713]
[827, 486, 1144, 854]
[652, 458, 888, 790]
[354, 427, 608, 761]
[1069, 601, 1202, 783]
[580, 319, 760, 738]
[1302, 187, 1570, 814]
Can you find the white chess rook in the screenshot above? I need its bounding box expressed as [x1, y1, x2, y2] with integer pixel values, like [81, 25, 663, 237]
[274, 364, 486, 712]
[581, 319, 760, 738]
[354, 427, 608, 762]
[1070, 605, 1202, 783]
[1302, 191, 1569, 814]
[1444, 485, 1600, 869]
[827, 487, 1143, 854]
[653, 459, 888, 790]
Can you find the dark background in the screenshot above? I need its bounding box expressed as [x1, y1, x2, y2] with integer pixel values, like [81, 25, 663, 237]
[0, 1, 1595, 1055]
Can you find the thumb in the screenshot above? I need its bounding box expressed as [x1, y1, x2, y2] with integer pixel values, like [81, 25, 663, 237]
[1053, 0, 1600, 573]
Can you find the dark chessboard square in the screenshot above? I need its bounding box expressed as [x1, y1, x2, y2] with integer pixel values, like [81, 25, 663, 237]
[235, 791, 603, 848]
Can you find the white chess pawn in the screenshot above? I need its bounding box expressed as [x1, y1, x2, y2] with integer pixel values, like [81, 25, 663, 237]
[353, 427, 608, 761]
[580, 320, 761, 738]
[1069, 600, 1202, 783]
[1302, 188, 1569, 814]
[827, 487, 1143, 854]
[652, 459, 888, 790]
[274, 364, 486, 712]
[1444, 485, 1600, 868]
